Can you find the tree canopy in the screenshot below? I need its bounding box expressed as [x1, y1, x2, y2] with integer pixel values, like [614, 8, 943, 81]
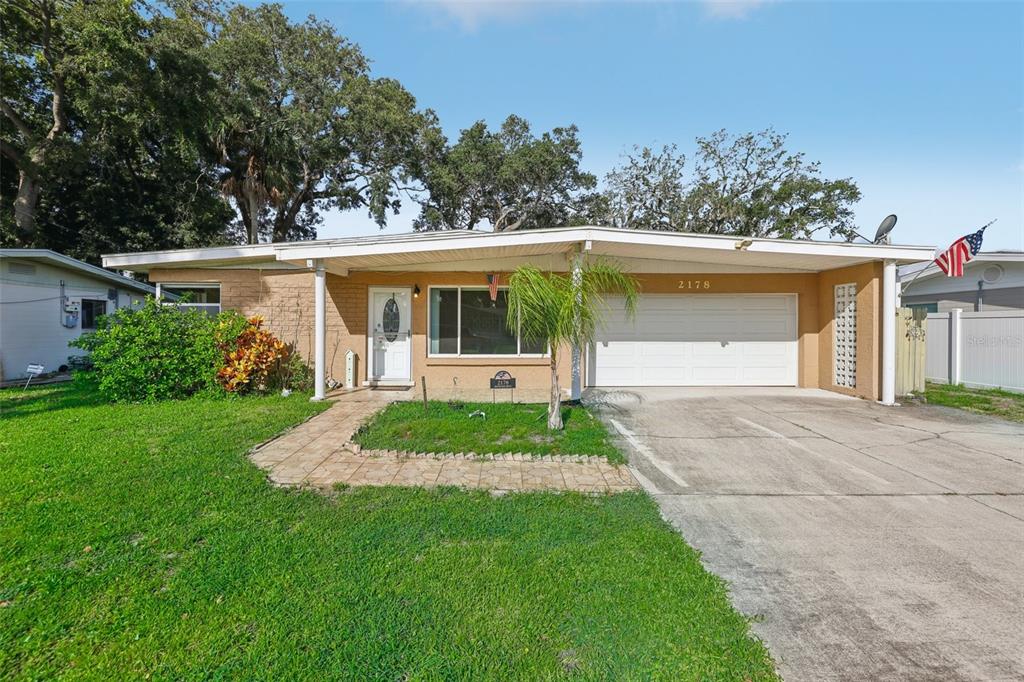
[2, 2, 867, 264]
[601, 130, 862, 240]
[207, 3, 438, 244]
[414, 115, 598, 232]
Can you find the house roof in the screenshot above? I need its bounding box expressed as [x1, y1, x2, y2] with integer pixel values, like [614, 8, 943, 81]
[102, 226, 938, 275]
[898, 251, 1024, 284]
[1, 249, 156, 294]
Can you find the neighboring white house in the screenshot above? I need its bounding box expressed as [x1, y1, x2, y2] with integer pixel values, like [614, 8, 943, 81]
[899, 252, 1024, 313]
[0, 249, 155, 382]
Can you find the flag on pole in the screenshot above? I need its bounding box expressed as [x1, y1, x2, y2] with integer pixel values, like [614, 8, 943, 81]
[487, 273, 500, 301]
[934, 227, 986, 277]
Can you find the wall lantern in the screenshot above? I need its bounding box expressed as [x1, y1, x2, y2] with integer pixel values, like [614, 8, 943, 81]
[413, 284, 421, 298]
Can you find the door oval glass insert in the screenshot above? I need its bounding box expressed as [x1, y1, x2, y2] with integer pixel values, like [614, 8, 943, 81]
[382, 296, 400, 342]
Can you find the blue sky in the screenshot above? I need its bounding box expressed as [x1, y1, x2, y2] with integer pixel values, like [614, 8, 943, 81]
[283, 0, 1023, 250]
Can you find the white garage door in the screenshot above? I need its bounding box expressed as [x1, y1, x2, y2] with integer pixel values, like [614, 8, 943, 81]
[590, 294, 798, 386]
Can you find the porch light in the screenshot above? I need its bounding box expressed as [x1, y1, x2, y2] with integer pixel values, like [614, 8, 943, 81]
[413, 284, 421, 298]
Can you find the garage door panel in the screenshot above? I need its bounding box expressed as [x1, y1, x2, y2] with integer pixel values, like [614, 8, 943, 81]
[592, 294, 797, 387]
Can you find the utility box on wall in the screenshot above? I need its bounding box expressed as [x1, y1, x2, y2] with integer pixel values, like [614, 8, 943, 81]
[345, 350, 356, 389]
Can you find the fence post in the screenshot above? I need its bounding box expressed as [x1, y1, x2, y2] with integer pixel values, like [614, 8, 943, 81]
[949, 308, 963, 386]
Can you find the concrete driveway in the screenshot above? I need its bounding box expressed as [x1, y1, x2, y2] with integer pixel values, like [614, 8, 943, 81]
[585, 387, 1024, 682]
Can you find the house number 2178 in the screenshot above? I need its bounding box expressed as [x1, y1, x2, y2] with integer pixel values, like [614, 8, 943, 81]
[679, 280, 711, 289]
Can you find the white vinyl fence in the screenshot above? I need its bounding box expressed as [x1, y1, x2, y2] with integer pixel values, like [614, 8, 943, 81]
[926, 309, 1024, 392]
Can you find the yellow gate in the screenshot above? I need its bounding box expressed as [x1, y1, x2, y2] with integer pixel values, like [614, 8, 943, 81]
[896, 307, 926, 396]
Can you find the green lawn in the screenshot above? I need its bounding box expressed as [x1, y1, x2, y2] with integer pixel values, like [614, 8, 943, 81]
[0, 383, 777, 680]
[924, 382, 1024, 422]
[355, 400, 625, 463]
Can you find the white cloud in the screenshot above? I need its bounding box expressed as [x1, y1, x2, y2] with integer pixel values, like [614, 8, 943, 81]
[407, 0, 776, 31]
[701, 0, 774, 20]
[409, 0, 545, 32]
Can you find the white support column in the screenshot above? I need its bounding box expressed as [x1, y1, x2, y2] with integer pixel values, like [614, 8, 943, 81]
[949, 308, 963, 385]
[881, 259, 897, 405]
[570, 250, 583, 401]
[154, 282, 162, 302]
[312, 260, 326, 401]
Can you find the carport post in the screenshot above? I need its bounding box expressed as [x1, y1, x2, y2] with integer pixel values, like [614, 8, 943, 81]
[312, 259, 326, 401]
[881, 259, 897, 405]
[570, 250, 583, 401]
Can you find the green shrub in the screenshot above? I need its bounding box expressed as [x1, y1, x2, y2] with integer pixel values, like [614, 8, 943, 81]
[71, 298, 221, 402]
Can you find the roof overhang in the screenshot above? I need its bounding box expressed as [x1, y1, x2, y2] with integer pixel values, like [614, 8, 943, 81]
[103, 227, 937, 275]
[2, 248, 156, 294]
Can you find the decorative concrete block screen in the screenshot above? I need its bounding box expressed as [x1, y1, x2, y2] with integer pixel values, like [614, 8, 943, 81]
[926, 310, 1024, 393]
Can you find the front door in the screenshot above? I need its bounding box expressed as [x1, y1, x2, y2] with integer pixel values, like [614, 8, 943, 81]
[369, 288, 412, 382]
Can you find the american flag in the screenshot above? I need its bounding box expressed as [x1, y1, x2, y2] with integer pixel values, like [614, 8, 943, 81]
[487, 273, 500, 301]
[934, 227, 986, 277]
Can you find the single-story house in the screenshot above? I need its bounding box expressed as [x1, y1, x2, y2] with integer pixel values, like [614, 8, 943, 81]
[0, 249, 155, 382]
[102, 227, 935, 404]
[899, 252, 1024, 313]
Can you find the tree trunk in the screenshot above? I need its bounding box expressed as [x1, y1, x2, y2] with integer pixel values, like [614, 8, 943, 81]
[548, 350, 563, 430]
[241, 184, 260, 244]
[13, 169, 41, 243]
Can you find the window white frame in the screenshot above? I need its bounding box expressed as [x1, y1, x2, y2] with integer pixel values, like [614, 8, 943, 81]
[161, 283, 221, 314]
[426, 285, 548, 358]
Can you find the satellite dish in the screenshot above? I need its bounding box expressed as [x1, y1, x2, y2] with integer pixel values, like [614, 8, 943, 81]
[873, 214, 897, 244]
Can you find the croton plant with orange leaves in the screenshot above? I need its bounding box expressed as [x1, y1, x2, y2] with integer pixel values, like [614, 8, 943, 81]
[216, 315, 289, 393]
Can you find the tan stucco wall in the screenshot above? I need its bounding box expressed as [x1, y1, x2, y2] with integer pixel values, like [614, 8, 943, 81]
[817, 262, 883, 400]
[152, 265, 885, 401]
[151, 268, 570, 401]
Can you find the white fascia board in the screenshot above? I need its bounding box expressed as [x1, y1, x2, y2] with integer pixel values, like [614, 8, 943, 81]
[586, 228, 935, 262]
[274, 226, 936, 265]
[102, 244, 277, 270]
[274, 228, 588, 262]
[2, 248, 156, 294]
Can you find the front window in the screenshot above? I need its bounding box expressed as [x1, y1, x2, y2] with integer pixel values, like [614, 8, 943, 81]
[81, 299, 106, 329]
[163, 284, 221, 316]
[428, 287, 546, 356]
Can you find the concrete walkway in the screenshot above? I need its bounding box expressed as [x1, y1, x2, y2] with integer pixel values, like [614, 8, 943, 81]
[249, 393, 638, 493]
[587, 387, 1024, 682]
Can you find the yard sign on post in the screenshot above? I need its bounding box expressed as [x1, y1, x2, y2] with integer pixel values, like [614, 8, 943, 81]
[490, 370, 515, 403]
[24, 364, 44, 390]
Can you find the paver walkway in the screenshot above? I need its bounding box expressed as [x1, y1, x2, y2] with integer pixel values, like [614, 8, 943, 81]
[249, 395, 638, 493]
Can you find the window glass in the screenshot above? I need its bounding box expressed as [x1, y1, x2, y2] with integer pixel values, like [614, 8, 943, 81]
[164, 285, 220, 304]
[429, 288, 459, 354]
[427, 287, 548, 356]
[81, 299, 106, 329]
[520, 335, 547, 355]
[460, 290, 517, 355]
[163, 285, 221, 316]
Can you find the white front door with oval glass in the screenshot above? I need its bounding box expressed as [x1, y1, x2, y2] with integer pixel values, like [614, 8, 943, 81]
[368, 288, 412, 383]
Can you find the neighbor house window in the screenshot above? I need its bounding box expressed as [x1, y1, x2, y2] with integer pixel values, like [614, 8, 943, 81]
[81, 299, 106, 329]
[162, 284, 221, 316]
[906, 302, 938, 314]
[428, 287, 546, 356]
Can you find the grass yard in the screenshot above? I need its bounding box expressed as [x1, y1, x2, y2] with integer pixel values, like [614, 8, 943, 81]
[0, 382, 777, 680]
[923, 382, 1024, 422]
[355, 400, 625, 463]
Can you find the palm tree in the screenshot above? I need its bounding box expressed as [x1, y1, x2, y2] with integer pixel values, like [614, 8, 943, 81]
[506, 260, 639, 430]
